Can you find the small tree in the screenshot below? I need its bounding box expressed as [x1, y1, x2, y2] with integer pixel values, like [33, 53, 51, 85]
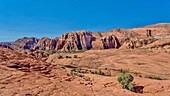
[117, 73, 135, 90]
[118, 73, 144, 93]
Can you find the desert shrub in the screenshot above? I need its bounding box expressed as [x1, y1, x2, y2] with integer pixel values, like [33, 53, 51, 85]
[30, 52, 35, 56]
[83, 77, 91, 81]
[73, 55, 78, 58]
[70, 70, 74, 75]
[51, 50, 57, 54]
[94, 70, 98, 74]
[44, 50, 50, 55]
[91, 71, 95, 74]
[70, 69, 76, 75]
[90, 70, 105, 76]
[147, 76, 163, 80]
[58, 55, 63, 59]
[118, 69, 128, 73]
[66, 56, 72, 58]
[77, 73, 84, 77]
[98, 70, 105, 75]
[60, 66, 65, 69]
[127, 82, 136, 91]
[72, 68, 76, 72]
[72, 69, 87, 74]
[117, 73, 134, 89]
[70, 69, 84, 77]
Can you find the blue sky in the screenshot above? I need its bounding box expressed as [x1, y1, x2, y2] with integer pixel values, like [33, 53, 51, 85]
[0, 0, 170, 42]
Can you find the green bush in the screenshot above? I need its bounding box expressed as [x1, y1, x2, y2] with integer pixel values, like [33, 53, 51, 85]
[118, 74, 145, 93]
[127, 82, 136, 91]
[117, 73, 134, 89]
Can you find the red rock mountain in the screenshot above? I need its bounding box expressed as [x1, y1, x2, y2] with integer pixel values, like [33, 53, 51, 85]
[9, 23, 170, 51]
[10, 37, 39, 50]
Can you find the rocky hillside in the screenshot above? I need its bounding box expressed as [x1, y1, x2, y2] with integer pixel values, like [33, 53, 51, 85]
[0, 42, 11, 48]
[10, 37, 39, 50]
[144, 23, 170, 29]
[9, 23, 170, 52]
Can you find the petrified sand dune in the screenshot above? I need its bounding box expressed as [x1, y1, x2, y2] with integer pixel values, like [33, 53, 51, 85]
[1, 47, 170, 96]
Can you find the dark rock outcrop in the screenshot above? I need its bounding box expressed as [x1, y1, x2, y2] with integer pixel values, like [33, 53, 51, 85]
[0, 42, 12, 49]
[102, 35, 120, 49]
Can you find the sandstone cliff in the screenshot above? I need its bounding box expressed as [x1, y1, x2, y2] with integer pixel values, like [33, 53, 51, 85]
[9, 23, 170, 52]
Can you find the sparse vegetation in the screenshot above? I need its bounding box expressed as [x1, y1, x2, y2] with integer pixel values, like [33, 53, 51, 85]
[51, 50, 57, 54]
[57, 48, 88, 54]
[71, 69, 87, 74]
[70, 48, 88, 53]
[83, 77, 91, 81]
[94, 70, 98, 74]
[77, 73, 84, 77]
[118, 69, 128, 73]
[66, 56, 72, 58]
[73, 55, 78, 58]
[90, 70, 105, 76]
[44, 50, 50, 56]
[98, 70, 105, 75]
[60, 66, 66, 69]
[146, 76, 163, 80]
[70, 69, 84, 77]
[58, 55, 63, 59]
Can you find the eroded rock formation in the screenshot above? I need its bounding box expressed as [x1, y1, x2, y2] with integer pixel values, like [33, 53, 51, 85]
[102, 35, 120, 49]
[60, 31, 93, 51]
[33, 37, 56, 50]
[10, 37, 39, 50]
[9, 23, 170, 51]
